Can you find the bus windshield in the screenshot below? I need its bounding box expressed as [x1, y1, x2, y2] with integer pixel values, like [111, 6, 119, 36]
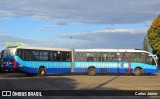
[146, 55, 156, 65]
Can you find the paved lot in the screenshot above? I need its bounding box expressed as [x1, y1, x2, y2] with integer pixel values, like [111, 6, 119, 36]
[0, 71, 160, 99]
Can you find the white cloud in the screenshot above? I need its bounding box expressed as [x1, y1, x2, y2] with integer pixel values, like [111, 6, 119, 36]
[58, 29, 147, 38]
[0, 33, 62, 49]
[43, 24, 64, 28]
[37, 28, 44, 31]
[43, 25, 54, 28]
[40, 24, 65, 30]
[57, 29, 147, 49]
[32, 15, 51, 20]
[0, 0, 159, 24]
[97, 29, 147, 34]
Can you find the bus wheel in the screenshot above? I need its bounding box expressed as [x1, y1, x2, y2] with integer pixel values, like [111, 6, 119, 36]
[88, 67, 96, 76]
[134, 68, 142, 76]
[38, 67, 46, 76]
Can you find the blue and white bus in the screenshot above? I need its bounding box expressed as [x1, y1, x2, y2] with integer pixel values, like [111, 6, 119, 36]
[74, 49, 158, 76]
[3, 46, 72, 75]
[2, 46, 159, 76]
[2, 47, 19, 72]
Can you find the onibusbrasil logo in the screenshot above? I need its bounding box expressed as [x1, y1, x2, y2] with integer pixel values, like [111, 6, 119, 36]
[1, 91, 42, 96]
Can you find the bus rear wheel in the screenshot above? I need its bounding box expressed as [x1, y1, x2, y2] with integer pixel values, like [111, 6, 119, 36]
[134, 68, 142, 76]
[38, 67, 46, 76]
[88, 67, 96, 76]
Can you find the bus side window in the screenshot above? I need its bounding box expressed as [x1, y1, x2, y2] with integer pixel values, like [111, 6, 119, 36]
[24, 50, 32, 61]
[110, 53, 117, 62]
[87, 53, 97, 62]
[49, 51, 53, 61]
[62, 52, 71, 62]
[17, 49, 21, 58]
[39, 51, 43, 61]
[56, 51, 61, 61]
[97, 53, 102, 62]
[43, 51, 48, 61]
[53, 52, 57, 61]
[66, 52, 71, 62]
[32, 50, 39, 61]
[102, 53, 109, 62]
[75, 52, 87, 62]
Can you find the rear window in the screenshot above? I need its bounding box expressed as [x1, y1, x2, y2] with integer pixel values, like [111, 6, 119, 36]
[4, 48, 16, 56]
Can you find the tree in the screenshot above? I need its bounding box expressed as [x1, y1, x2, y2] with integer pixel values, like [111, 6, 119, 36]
[142, 35, 150, 52]
[147, 15, 160, 65]
[147, 15, 160, 54]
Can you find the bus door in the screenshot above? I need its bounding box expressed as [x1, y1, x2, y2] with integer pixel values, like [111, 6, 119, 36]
[120, 51, 131, 73]
[108, 52, 119, 73]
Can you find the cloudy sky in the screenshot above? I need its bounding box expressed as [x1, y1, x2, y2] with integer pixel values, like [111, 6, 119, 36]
[0, 0, 160, 51]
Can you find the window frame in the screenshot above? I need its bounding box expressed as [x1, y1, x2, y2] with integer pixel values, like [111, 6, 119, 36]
[16, 48, 71, 62]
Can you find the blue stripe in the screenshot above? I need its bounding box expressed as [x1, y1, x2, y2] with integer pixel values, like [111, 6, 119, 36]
[143, 68, 159, 73]
[19, 66, 71, 74]
[2, 56, 159, 74]
[74, 62, 158, 74]
[74, 68, 158, 74]
[19, 66, 38, 74]
[74, 68, 133, 73]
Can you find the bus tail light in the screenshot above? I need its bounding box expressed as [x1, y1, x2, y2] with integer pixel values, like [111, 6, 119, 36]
[13, 59, 17, 68]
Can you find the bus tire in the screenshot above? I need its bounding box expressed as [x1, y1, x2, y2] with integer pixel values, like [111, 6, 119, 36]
[134, 68, 143, 76]
[88, 67, 96, 76]
[38, 67, 46, 76]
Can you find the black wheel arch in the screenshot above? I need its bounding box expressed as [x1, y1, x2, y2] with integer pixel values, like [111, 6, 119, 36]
[37, 66, 46, 75]
[88, 66, 96, 70]
[134, 67, 143, 73]
[38, 66, 46, 70]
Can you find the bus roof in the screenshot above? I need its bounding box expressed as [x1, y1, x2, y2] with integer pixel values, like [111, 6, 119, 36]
[6, 46, 71, 51]
[5, 46, 150, 53]
[74, 49, 149, 53]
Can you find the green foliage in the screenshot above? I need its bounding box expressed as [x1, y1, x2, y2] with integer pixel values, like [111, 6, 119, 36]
[147, 15, 160, 55]
[143, 35, 150, 52]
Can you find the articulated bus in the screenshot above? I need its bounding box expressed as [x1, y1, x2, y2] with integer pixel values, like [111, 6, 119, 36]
[2, 46, 159, 76]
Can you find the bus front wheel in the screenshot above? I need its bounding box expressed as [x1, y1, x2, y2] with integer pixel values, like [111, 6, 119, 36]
[38, 67, 46, 76]
[88, 67, 96, 76]
[134, 68, 143, 76]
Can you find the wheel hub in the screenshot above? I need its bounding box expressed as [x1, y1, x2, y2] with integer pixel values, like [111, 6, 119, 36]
[41, 70, 45, 75]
